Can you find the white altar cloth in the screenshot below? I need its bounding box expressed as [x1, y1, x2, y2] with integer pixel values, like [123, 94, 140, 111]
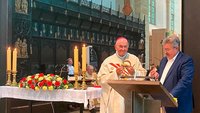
[0, 86, 102, 108]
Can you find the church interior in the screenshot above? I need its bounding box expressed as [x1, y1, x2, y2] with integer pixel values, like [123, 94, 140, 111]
[0, 0, 200, 113]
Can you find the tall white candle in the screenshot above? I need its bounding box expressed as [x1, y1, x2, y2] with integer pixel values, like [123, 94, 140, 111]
[12, 48, 17, 72]
[7, 47, 11, 71]
[74, 46, 79, 74]
[82, 44, 86, 72]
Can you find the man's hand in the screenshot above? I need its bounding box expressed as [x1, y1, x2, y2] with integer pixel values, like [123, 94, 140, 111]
[125, 66, 135, 75]
[116, 66, 135, 76]
[116, 66, 124, 76]
[149, 68, 159, 80]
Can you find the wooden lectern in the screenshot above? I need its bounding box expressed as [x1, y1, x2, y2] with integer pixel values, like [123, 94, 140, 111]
[108, 80, 178, 113]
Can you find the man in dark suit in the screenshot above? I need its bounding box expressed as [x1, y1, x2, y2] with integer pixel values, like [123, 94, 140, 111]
[150, 34, 194, 113]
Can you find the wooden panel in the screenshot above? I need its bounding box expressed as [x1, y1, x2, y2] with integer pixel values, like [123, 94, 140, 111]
[41, 39, 55, 64]
[108, 80, 178, 107]
[56, 41, 68, 64]
[41, 39, 55, 73]
[150, 29, 166, 66]
[30, 39, 40, 63]
[7, 99, 58, 113]
[30, 38, 40, 74]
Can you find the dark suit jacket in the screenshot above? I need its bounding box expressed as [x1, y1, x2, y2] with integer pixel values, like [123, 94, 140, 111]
[158, 52, 194, 113]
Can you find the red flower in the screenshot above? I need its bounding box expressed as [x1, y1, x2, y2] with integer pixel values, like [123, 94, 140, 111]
[50, 74, 55, 77]
[47, 81, 52, 86]
[38, 81, 44, 87]
[31, 75, 35, 79]
[55, 81, 61, 87]
[43, 79, 47, 83]
[39, 73, 44, 77]
[34, 79, 38, 83]
[63, 79, 68, 84]
[27, 80, 32, 85]
[21, 77, 26, 82]
[19, 83, 24, 87]
[30, 84, 35, 89]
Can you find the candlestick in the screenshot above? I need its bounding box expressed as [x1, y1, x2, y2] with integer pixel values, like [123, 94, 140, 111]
[12, 48, 17, 72]
[7, 47, 11, 71]
[81, 71, 87, 90]
[5, 70, 11, 86]
[82, 44, 86, 72]
[74, 72, 80, 90]
[11, 70, 17, 86]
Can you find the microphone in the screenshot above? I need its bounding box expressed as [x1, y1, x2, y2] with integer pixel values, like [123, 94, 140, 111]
[60, 64, 66, 76]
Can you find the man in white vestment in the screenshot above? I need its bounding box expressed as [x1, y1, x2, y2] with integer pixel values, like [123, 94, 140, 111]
[97, 37, 146, 113]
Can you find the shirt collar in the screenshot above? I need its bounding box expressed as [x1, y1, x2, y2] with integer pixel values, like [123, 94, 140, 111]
[116, 52, 128, 61]
[168, 52, 179, 61]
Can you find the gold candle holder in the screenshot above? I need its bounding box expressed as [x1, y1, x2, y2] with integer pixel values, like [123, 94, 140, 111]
[11, 71, 17, 86]
[81, 71, 87, 90]
[5, 70, 12, 86]
[74, 73, 80, 90]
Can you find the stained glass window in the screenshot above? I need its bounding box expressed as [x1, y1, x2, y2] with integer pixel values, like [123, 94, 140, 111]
[170, 0, 175, 31]
[148, 0, 156, 25]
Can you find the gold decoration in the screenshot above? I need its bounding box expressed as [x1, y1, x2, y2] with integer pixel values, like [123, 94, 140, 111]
[15, 38, 28, 58]
[121, 60, 132, 78]
[121, 60, 131, 67]
[6, 70, 12, 86]
[81, 71, 87, 90]
[74, 73, 80, 90]
[11, 71, 18, 86]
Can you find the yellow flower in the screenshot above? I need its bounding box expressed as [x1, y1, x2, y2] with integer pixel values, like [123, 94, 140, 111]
[27, 76, 32, 81]
[35, 86, 40, 91]
[42, 86, 47, 91]
[48, 86, 54, 91]
[64, 85, 68, 89]
[47, 74, 51, 76]
[38, 77, 44, 81]
[26, 86, 29, 89]
[34, 75, 39, 79]
[56, 77, 62, 81]
[52, 81, 56, 84]
[45, 77, 51, 81]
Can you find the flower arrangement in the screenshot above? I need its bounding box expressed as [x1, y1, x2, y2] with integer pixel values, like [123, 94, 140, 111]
[18, 73, 73, 91]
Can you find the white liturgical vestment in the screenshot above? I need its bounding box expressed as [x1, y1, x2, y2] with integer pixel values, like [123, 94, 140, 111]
[97, 53, 146, 113]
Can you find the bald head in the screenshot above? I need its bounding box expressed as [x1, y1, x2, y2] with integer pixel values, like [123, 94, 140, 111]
[87, 65, 94, 75]
[115, 37, 129, 57]
[115, 37, 129, 46]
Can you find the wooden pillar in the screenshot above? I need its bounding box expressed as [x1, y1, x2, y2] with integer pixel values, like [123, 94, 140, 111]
[0, 0, 12, 112]
[183, 0, 200, 113]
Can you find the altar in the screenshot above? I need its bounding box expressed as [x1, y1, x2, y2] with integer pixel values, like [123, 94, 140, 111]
[0, 86, 102, 113]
